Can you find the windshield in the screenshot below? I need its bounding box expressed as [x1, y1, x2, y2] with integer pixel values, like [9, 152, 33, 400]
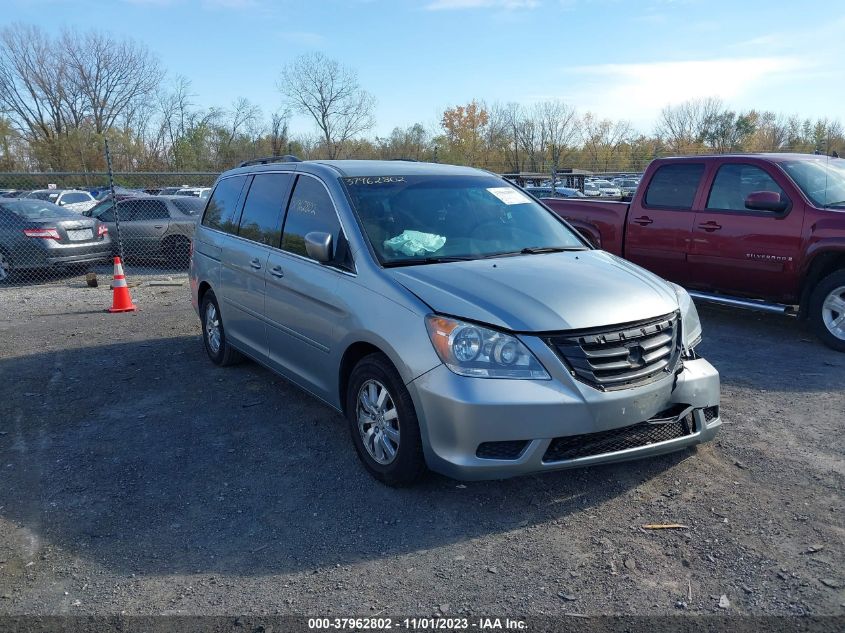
[780, 158, 845, 207]
[87, 199, 115, 218]
[0, 199, 76, 220]
[342, 175, 585, 265]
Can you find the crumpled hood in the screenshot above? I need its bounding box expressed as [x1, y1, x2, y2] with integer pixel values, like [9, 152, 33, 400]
[387, 250, 679, 332]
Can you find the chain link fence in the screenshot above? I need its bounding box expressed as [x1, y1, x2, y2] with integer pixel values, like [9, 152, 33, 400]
[0, 172, 218, 286]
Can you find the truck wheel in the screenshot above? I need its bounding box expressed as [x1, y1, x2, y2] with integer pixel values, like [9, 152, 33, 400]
[345, 353, 427, 486]
[200, 291, 242, 366]
[809, 270, 845, 352]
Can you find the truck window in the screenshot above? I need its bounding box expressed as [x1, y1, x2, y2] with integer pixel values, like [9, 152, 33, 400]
[706, 164, 787, 211]
[643, 164, 704, 209]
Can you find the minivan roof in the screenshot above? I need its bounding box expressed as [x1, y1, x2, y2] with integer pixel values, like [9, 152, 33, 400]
[225, 159, 490, 179]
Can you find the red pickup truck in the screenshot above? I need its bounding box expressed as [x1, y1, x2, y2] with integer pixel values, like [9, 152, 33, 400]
[543, 154, 845, 351]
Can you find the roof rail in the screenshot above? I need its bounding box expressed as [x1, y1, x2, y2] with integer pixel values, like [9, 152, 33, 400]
[239, 155, 302, 167]
[389, 158, 419, 162]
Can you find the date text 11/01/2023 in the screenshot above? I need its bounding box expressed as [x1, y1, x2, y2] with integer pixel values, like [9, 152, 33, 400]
[307, 617, 528, 630]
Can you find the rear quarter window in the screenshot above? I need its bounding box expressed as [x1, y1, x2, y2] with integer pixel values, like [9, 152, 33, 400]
[644, 163, 705, 209]
[202, 176, 248, 234]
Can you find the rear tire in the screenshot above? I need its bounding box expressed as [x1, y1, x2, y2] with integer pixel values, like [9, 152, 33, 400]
[200, 291, 242, 366]
[346, 353, 427, 486]
[0, 250, 11, 284]
[809, 269, 845, 352]
[164, 236, 191, 268]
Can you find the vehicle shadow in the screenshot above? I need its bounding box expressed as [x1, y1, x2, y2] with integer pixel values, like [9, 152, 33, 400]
[0, 335, 692, 577]
[696, 303, 845, 392]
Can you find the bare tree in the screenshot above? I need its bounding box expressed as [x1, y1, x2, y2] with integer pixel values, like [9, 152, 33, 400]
[654, 97, 724, 153]
[537, 100, 579, 169]
[0, 25, 67, 165]
[582, 113, 633, 171]
[279, 52, 375, 159]
[269, 109, 291, 156]
[60, 29, 162, 135]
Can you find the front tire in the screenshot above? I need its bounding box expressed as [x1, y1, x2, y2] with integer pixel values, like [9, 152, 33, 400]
[809, 270, 845, 352]
[200, 291, 242, 366]
[346, 353, 427, 486]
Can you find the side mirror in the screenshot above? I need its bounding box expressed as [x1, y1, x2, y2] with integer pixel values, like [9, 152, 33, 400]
[745, 190, 787, 213]
[304, 231, 333, 263]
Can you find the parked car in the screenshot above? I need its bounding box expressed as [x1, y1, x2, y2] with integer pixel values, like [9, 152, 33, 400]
[583, 181, 601, 197]
[615, 178, 640, 199]
[175, 187, 211, 199]
[543, 153, 845, 351]
[157, 186, 188, 196]
[0, 198, 111, 282]
[24, 189, 98, 213]
[591, 179, 623, 198]
[0, 189, 29, 198]
[525, 186, 586, 199]
[190, 158, 720, 485]
[88, 195, 203, 265]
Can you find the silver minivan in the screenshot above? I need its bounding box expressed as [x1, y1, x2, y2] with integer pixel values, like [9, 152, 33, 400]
[190, 158, 721, 485]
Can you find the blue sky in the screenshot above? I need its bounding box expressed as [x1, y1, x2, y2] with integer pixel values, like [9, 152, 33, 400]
[7, 0, 845, 137]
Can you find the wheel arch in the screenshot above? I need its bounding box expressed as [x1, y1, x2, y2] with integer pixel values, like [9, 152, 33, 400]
[338, 341, 389, 416]
[799, 250, 845, 318]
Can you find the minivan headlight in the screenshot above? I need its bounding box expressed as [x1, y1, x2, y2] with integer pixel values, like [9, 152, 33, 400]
[425, 315, 550, 379]
[672, 284, 702, 353]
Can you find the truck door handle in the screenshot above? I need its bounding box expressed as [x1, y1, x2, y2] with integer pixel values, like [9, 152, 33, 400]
[697, 221, 722, 232]
[633, 216, 654, 226]
[154, 225, 164, 229]
[249, 258, 262, 270]
[269, 265, 284, 278]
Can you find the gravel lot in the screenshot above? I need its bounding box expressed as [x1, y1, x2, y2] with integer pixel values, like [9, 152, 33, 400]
[0, 270, 843, 620]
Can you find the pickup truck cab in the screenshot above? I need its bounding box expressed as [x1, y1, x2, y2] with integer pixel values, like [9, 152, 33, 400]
[544, 154, 845, 351]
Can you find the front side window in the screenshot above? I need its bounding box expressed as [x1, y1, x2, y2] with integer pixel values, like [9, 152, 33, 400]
[282, 175, 341, 257]
[341, 174, 585, 266]
[237, 173, 292, 246]
[706, 164, 787, 211]
[644, 163, 705, 209]
[202, 176, 248, 234]
[780, 158, 845, 208]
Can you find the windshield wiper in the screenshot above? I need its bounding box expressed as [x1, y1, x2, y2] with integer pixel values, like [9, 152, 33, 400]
[519, 246, 586, 254]
[485, 246, 586, 258]
[382, 255, 476, 268]
[824, 200, 845, 207]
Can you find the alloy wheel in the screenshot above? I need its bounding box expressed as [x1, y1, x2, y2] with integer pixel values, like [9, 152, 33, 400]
[822, 285, 845, 341]
[205, 302, 222, 353]
[357, 379, 400, 465]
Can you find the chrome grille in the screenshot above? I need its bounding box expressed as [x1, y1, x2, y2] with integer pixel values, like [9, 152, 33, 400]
[547, 312, 681, 391]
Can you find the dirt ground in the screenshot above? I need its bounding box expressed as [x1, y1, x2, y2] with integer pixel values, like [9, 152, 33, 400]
[0, 272, 843, 620]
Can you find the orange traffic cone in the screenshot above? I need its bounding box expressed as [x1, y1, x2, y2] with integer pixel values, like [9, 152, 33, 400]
[107, 256, 137, 313]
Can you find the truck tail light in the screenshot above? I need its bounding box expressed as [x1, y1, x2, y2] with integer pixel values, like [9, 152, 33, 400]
[23, 228, 61, 240]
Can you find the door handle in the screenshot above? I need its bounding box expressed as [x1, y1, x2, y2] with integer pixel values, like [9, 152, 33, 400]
[697, 221, 722, 232]
[154, 225, 164, 229]
[632, 216, 654, 226]
[249, 258, 262, 270]
[269, 265, 284, 278]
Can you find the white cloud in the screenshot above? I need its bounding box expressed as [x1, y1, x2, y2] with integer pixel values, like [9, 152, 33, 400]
[424, 0, 539, 10]
[563, 56, 808, 126]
